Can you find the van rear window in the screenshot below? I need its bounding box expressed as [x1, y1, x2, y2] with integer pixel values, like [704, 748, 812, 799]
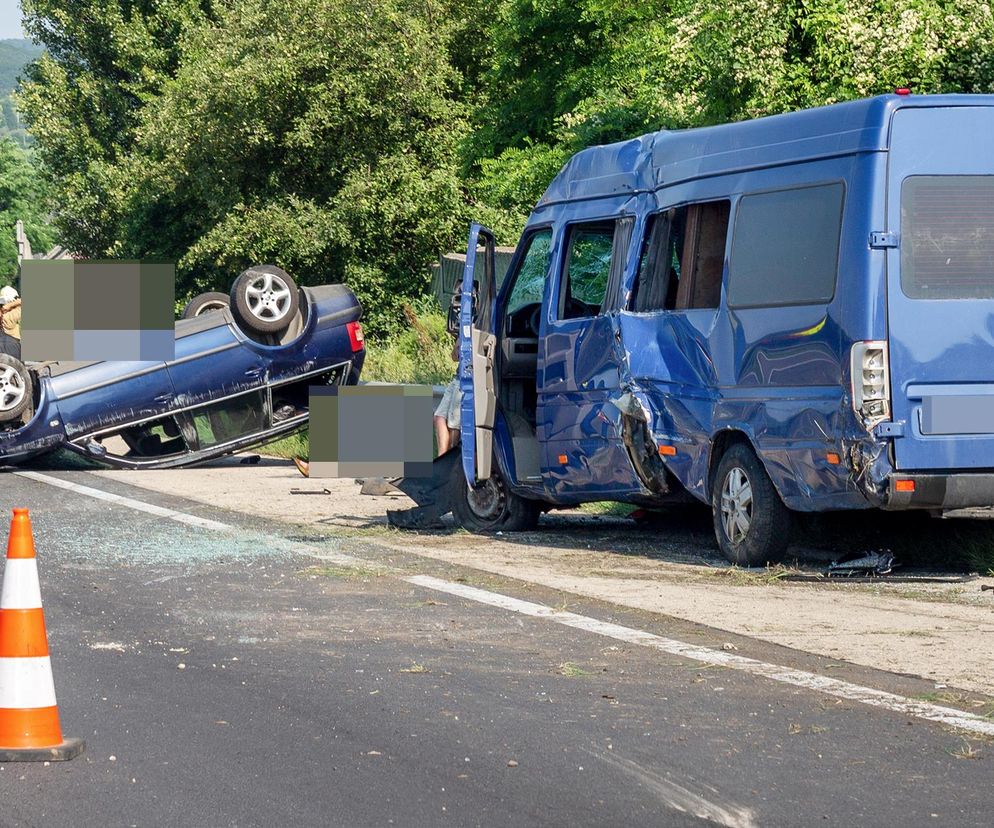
[902, 176, 994, 300]
[728, 183, 843, 308]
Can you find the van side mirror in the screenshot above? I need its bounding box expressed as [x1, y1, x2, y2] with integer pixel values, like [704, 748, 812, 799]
[446, 293, 461, 336]
[446, 284, 479, 336]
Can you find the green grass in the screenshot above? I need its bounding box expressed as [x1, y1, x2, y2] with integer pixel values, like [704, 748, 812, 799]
[261, 300, 453, 462]
[259, 430, 309, 460]
[579, 501, 636, 517]
[362, 299, 455, 386]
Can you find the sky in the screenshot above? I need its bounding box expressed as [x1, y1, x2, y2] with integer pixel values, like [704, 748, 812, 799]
[0, 0, 22, 40]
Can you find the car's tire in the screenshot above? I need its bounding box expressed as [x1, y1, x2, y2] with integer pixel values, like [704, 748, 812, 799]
[230, 265, 300, 334]
[452, 462, 541, 533]
[0, 354, 32, 424]
[711, 442, 791, 566]
[182, 292, 229, 319]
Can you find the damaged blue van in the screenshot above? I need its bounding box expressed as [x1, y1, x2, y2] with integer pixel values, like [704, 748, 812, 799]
[441, 92, 994, 565]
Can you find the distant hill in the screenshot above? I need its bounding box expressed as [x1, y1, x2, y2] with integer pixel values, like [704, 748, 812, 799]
[0, 39, 43, 148]
[0, 39, 42, 97]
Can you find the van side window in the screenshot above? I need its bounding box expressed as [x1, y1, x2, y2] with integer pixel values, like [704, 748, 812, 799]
[632, 201, 730, 312]
[560, 221, 616, 320]
[728, 183, 844, 308]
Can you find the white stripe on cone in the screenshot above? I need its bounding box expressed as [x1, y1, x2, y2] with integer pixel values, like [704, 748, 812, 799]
[0, 657, 58, 708]
[0, 558, 42, 609]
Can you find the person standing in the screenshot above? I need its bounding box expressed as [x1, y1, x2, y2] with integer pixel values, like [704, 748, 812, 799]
[0, 286, 21, 360]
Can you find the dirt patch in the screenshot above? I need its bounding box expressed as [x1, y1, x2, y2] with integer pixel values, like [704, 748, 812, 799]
[89, 455, 994, 694]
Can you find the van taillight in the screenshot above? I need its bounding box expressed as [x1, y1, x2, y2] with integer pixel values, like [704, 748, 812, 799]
[851, 341, 890, 427]
[347, 321, 365, 352]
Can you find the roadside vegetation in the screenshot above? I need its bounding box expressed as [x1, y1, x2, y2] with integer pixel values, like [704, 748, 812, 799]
[12, 0, 994, 337]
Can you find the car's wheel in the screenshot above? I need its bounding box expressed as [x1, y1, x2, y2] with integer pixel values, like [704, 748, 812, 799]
[711, 442, 791, 566]
[182, 292, 229, 319]
[230, 265, 300, 334]
[452, 463, 540, 533]
[0, 354, 32, 423]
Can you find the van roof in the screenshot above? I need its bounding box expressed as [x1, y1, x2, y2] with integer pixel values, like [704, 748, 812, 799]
[536, 93, 994, 206]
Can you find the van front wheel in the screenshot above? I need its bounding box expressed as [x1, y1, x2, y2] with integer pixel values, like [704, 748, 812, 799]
[711, 443, 791, 566]
[453, 467, 540, 533]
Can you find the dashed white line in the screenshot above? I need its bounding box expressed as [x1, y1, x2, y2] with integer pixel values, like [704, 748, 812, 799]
[18, 470, 994, 739]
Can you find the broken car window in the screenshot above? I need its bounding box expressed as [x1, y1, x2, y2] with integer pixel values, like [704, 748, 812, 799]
[632, 201, 728, 312]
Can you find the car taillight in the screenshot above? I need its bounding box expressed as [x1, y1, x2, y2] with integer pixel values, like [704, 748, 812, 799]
[850, 341, 890, 428]
[347, 321, 364, 352]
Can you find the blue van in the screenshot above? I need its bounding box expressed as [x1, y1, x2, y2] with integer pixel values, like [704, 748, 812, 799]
[439, 92, 994, 565]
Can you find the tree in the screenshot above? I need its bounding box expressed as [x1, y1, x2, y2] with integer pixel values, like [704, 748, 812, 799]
[17, 0, 214, 256]
[463, 0, 994, 233]
[19, 0, 471, 334]
[0, 139, 54, 280]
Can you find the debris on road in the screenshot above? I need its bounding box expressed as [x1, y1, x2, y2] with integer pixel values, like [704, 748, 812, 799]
[827, 550, 898, 578]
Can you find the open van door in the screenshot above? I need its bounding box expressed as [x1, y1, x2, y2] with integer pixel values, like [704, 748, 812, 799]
[458, 224, 498, 484]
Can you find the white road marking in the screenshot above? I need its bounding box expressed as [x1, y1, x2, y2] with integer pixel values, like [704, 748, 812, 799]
[18, 471, 994, 738]
[15, 471, 236, 534]
[406, 575, 994, 739]
[14, 471, 363, 566]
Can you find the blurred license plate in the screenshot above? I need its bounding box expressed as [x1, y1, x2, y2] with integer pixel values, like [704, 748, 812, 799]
[921, 395, 994, 435]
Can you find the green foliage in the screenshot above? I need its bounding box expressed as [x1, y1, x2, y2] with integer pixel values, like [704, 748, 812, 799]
[0, 138, 54, 279]
[467, 0, 994, 221]
[18, 0, 472, 336]
[362, 298, 456, 385]
[15, 0, 994, 334]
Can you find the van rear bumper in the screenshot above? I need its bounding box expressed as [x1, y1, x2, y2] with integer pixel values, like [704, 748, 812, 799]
[885, 473, 994, 510]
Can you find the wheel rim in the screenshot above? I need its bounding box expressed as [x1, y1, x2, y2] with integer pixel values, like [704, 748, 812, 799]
[466, 477, 507, 521]
[720, 466, 753, 545]
[244, 272, 293, 323]
[0, 365, 26, 412]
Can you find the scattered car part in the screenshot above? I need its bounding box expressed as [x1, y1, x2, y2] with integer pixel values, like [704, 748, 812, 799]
[827, 550, 898, 577]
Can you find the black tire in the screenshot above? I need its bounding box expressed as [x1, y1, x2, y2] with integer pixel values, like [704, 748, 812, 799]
[182, 291, 229, 319]
[711, 442, 791, 566]
[0, 353, 32, 423]
[452, 463, 541, 533]
[230, 265, 300, 334]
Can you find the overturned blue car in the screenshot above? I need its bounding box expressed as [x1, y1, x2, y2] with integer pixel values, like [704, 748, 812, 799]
[399, 93, 994, 566]
[0, 265, 364, 468]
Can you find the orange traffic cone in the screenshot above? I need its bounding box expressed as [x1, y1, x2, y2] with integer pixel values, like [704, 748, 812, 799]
[0, 509, 84, 761]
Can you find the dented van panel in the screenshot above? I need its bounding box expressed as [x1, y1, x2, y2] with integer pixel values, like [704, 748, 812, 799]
[454, 93, 994, 564]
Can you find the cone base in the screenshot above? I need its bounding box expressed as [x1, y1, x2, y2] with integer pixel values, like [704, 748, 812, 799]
[0, 737, 85, 762]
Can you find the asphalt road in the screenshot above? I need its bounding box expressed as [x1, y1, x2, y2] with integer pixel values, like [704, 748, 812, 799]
[0, 469, 991, 827]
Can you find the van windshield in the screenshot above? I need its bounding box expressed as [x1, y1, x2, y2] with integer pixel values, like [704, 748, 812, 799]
[902, 175, 994, 300]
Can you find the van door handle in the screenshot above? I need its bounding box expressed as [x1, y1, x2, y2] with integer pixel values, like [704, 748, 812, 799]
[154, 393, 173, 403]
[244, 367, 263, 378]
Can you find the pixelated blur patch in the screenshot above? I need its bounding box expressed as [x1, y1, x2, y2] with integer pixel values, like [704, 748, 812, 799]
[308, 385, 433, 478]
[20, 260, 175, 361]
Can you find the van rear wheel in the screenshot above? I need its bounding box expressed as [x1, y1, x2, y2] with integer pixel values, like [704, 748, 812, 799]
[711, 443, 791, 566]
[453, 465, 540, 533]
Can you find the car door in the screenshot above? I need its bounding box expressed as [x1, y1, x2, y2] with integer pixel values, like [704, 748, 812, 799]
[537, 216, 645, 497]
[458, 224, 499, 484]
[166, 308, 268, 406]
